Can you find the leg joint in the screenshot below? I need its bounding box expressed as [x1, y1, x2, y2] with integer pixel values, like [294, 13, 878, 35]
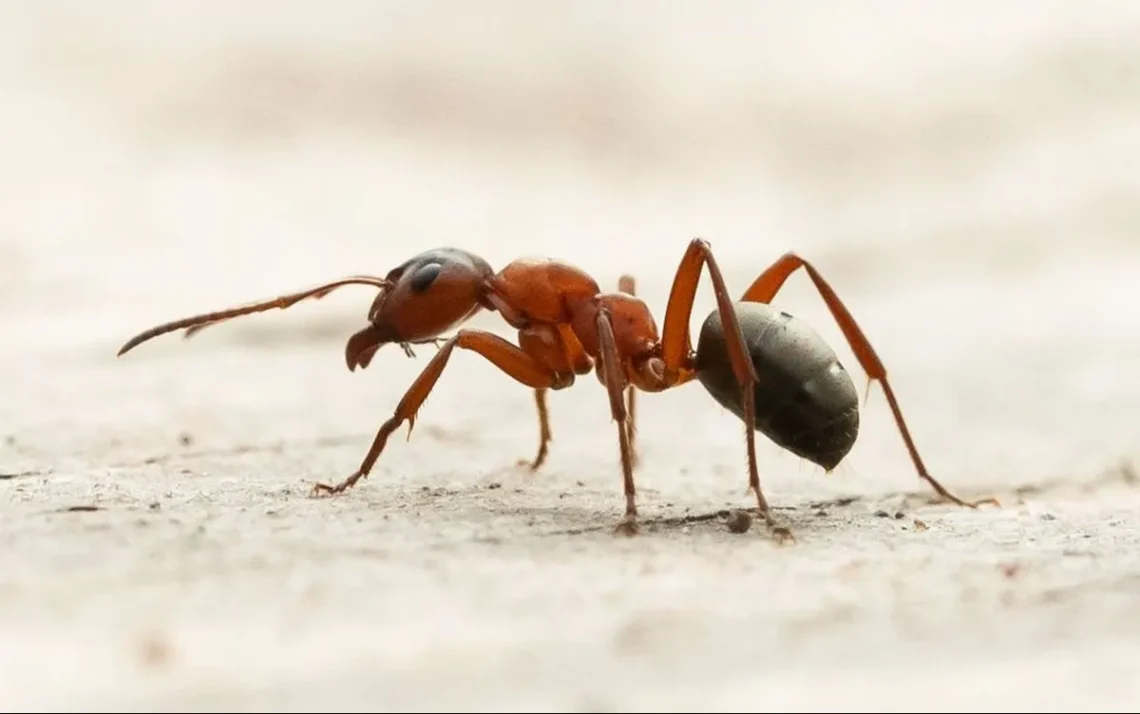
[550, 372, 575, 390]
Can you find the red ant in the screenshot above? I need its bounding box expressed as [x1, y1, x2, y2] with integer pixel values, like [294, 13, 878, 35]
[117, 239, 997, 539]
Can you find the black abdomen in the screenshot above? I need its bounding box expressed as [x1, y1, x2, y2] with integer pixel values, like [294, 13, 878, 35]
[695, 302, 860, 470]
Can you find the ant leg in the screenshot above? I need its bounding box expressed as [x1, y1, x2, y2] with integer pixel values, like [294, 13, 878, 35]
[514, 323, 593, 473]
[311, 329, 564, 496]
[117, 276, 392, 356]
[517, 387, 553, 470]
[596, 306, 638, 536]
[740, 252, 998, 509]
[658, 238, 793, 542]
[618, 274, 638, 467]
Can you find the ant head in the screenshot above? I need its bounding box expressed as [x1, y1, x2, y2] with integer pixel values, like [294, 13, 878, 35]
[346, 248, 496, 371]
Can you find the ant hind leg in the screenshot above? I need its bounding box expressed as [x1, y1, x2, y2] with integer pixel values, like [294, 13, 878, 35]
[739, 252, 998, 509]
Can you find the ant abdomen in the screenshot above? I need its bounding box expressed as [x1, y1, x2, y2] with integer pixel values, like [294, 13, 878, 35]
[695, 300, 860, 471]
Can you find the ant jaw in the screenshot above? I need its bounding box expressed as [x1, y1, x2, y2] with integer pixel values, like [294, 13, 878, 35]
[356, 344, 382, 370]
[345, 323, 390, 372]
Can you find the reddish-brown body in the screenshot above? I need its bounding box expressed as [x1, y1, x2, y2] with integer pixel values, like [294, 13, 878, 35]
[117, 239, 994, 538]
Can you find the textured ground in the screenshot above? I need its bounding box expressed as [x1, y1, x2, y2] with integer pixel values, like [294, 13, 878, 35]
[3, 2, 1140, 711]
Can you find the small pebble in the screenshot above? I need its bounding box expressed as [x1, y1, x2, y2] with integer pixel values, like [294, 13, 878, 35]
[726, 510, 753, 534]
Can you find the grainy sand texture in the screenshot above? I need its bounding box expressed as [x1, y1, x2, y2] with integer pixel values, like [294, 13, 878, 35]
[3, 2, 1140, 711]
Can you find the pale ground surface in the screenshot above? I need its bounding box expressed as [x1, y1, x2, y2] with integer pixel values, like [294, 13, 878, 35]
[3, 2, 1140, 711]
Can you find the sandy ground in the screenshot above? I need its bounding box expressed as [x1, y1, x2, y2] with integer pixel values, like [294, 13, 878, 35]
[4, 2, 1140, 711]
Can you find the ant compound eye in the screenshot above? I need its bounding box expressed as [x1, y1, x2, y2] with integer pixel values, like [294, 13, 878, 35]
[409, 262, 443, 293]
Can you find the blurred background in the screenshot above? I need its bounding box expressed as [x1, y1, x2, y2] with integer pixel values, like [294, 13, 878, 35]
[4, 0, 1138, 486]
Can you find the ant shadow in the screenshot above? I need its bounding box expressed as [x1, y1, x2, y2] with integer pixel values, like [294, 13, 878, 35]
[413, 466, 978, 542]
[529, 490, 954, 540]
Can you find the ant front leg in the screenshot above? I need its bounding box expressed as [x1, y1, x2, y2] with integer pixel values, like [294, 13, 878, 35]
[660, 238, 794, 543]
[740, 252, 998, 509]
[595, 306, 639, 536]
[311, 329, 565, 497]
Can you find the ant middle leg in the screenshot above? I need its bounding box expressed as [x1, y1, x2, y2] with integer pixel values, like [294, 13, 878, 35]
[595, 306, 639, 536]
[617, 274, 638, 467]
[739, 252, 998, 509]
[517, 387, 552, 471]
[311, 329, 567, 496]
[514, 323, 593, 473]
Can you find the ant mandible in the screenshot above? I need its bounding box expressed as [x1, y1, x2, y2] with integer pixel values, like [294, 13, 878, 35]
[117, 239, 997, 539]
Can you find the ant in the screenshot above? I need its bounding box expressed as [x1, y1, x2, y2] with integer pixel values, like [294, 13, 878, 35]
[117, 239, 997, 539]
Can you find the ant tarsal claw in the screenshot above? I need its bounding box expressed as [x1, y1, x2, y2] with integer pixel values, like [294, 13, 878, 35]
[768, 525, 795, 545]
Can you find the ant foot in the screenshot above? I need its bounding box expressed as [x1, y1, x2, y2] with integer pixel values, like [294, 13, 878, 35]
[939, 492, 1002, 509]
[309, 471, 365, 498]
[768, 525, 795, 545]
[970, 496, 1002, 508]
[757, 510, 795, 545]
[309, 482, 339, 498]
[613, 516, 640, 537]
[515, 445, 548, 473]
[925, 477, 1001, 510]
[939, 488, 1003, 506]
